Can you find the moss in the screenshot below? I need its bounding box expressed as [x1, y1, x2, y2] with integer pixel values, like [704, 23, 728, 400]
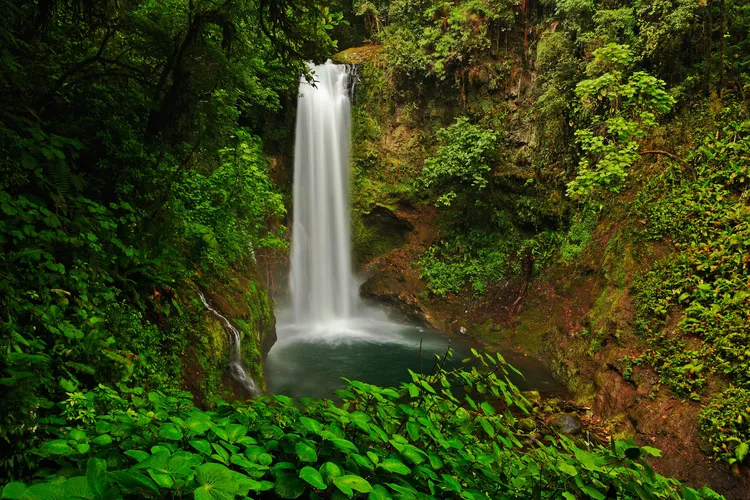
[185, 310, 232, 408]
[559, 209, 598, 263]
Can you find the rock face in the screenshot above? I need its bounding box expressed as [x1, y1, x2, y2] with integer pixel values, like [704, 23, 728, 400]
[549, 413, 583, 436]
[340, 46, 749, 497]
[180, 257, 276, 408]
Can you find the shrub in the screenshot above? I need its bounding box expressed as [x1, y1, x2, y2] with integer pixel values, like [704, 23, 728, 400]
[1, 351, 720, 499]
[700, 387, 750, 465]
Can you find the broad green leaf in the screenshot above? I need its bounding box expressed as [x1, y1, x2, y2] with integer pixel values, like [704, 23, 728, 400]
[85, 458, 108, 497]
[185, 418, 212, 435]
[158, 423, 183, 441]
[641, 446, 662, 457]
[366, 451, 379, 466]
[124, 450, 149, 462]
[300, 417, 323, 434]
[69, 429, 87, 443]
[91, 434, 112, 446]
[368, 484, 393, 500]
[334, 475, 372, 497]
[479, 418, 495, 438]
[299, 466, 326, 490]
[17, 483, 66, 500]
[320, 462, 341, 485]
[441, 474, 462, 492]
[737, 442, 749, 462]
[62, 477, 95, 500]
[38, 439, 73, 456]
[225, 424, 248, 444]
[351, 453, 375, 471]
[274, 473, 305, 499]
[296, 442, 318, 462]
[1, 482, 27, 499]
[557, 461, 578, 477]
[194, 463, 239, 500]
[110, 471, 159, 495]
[331, 438, 358, 454]
[581, 485, 606, 500]
[386, 482, 418, 498]
[190, 439, 213, 455]
[379, 458, 411, 475]
[480, 402, 495, 415]
[148, 470, 174, 488]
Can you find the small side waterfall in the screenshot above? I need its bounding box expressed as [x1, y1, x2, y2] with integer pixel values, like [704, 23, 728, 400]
[197, 290, 259, 396]
[289, 61, 357, 324]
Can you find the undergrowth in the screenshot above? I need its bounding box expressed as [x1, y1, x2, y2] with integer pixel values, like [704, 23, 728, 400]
[629, 110, 750, 463]
[0, 351, 721, 499]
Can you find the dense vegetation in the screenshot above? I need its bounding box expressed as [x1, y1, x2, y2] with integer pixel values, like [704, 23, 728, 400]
[2, 0, 749, 496]
[346, 0, 750, 483]
[0, 0, 338, 479]
[0, 351, 722, 499]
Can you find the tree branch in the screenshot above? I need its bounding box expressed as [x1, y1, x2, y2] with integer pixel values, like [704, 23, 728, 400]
[640, 150, 688, 165]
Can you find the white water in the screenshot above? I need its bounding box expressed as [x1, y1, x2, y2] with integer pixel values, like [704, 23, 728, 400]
[289, 61, 357, 324]
[197, 290, 259, 396]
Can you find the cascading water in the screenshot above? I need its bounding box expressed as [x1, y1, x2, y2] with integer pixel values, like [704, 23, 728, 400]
[265, 61, 565, 399]
[289, 61, 357, 324]
[197, 290, 258, 396]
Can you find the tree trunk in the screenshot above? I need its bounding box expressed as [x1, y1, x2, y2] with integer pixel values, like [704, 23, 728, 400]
[718, 0, 726, 94]
[706, 0, 713, 96]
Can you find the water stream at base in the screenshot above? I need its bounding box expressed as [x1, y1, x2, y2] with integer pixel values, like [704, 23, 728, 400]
[267, 60, 568, 400]
[198, 290, 259, 396]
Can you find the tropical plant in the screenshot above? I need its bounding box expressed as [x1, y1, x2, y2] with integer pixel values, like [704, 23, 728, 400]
[0, 351, 721, 499]
[567, 44, 675, 200]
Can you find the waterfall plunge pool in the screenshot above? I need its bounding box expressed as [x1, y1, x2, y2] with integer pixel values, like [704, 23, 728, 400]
[269, 60, 568, 401]
[265, 306, 568, 400]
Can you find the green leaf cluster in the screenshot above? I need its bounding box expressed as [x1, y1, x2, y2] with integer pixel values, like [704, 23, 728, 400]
[1, 352, 720, 499]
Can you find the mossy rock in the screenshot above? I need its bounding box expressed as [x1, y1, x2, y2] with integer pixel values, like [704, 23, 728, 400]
[331, 45, 382, 65]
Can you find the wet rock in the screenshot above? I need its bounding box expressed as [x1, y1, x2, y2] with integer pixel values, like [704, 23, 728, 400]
[594, 369, 637, 415]
[522, 390, 541, 405]
[550, 413, 583, 435]
[517, 418, 537, 432]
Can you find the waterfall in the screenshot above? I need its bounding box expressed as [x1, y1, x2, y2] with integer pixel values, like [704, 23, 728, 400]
[290, 61, 357, 324]
[197, 290, 259, 396]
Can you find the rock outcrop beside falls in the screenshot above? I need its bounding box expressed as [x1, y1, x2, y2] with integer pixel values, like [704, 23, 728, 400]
[342, 45, 750, 497]
[181, 257, 276, 407]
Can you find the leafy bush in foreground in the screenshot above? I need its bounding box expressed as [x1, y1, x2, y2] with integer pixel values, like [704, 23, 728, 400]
[1, 352, 720, 499]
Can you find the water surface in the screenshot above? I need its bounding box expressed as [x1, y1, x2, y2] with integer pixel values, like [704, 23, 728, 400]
[265, 309, 568, 400]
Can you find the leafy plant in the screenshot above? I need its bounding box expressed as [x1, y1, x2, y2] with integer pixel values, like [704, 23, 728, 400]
[421, 117, 499, 209]
[700, 387, 750, 465]
[567, 44, 675, 200]
[1, 351, 721, 499]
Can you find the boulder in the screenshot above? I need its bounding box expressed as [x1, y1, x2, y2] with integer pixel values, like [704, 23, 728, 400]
[549, 413, 583, 435]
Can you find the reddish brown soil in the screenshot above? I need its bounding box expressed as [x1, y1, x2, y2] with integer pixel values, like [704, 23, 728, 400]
[360, 206, 750, 498]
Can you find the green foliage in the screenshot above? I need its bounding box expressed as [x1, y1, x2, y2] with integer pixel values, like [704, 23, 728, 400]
[558, 207, 598, 263]
[173, 129, 287, 269]
[699, 387, 750, 465]
[0, 352, 720, 499]
[0, 0, 342, 479]
[379, 0, 517, 80]
[421, 117, 499, 209]
[630, 116, 750, 404]
[418, 231, 520, 296]
[567, 44, 675, 200]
